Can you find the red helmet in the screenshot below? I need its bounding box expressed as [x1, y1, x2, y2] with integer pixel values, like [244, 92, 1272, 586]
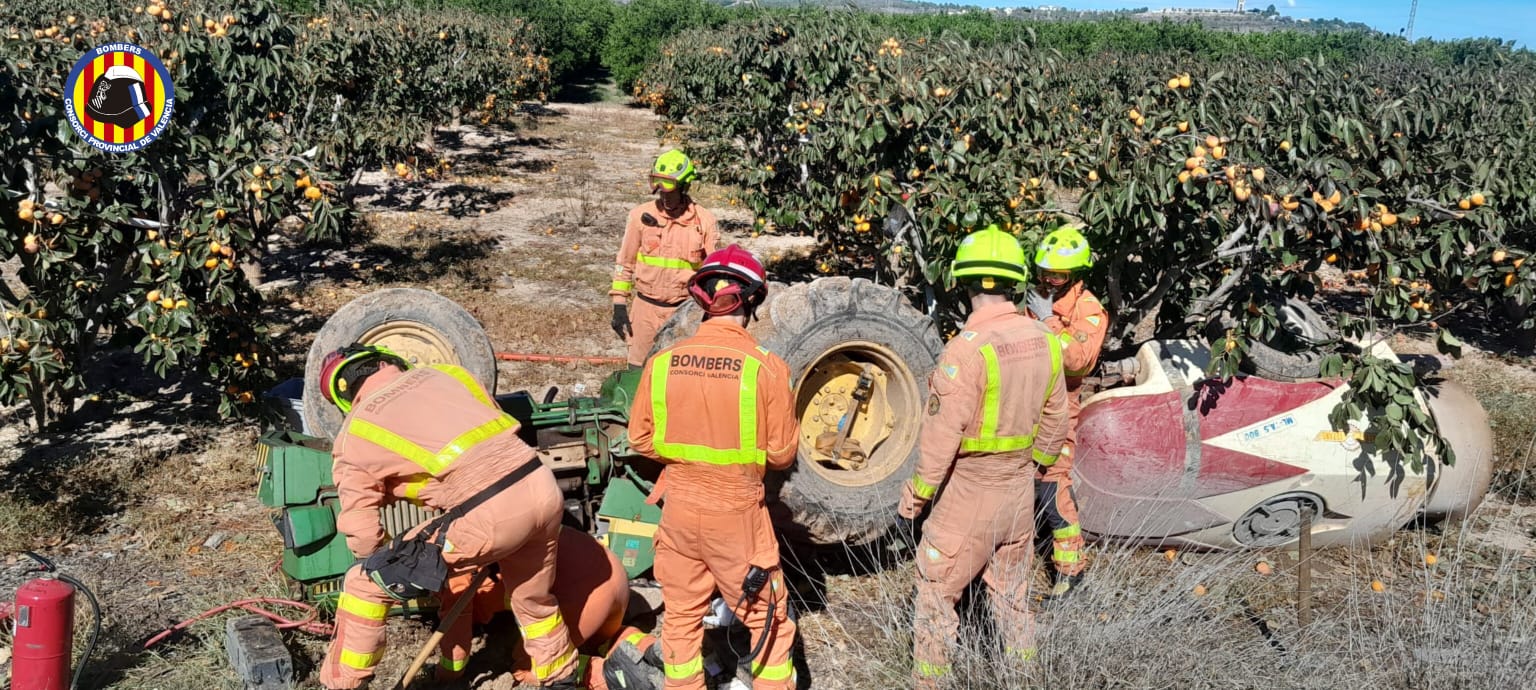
[687, 244, 767, 317]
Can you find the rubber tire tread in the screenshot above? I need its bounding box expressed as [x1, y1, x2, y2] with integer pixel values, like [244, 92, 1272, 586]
[651, 277, 944, 546]
[301, 288, 497, 440]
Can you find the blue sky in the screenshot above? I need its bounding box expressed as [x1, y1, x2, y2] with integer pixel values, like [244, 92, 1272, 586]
[968, 2, 1534, 48]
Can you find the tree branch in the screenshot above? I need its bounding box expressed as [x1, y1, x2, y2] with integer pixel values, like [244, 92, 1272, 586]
[1185, 263, 1248, 326]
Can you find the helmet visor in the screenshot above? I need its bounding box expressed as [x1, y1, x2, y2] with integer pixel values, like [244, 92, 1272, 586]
[650, 174, 680, 192]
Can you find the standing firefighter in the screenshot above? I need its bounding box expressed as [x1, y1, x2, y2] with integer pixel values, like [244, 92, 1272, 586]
[315, 345, 579, 689]
[627, 245, 801, 690]
[1023, 225, 1109, 599]
[900, 226, 1070, 687]
[611, 150, 721, 368]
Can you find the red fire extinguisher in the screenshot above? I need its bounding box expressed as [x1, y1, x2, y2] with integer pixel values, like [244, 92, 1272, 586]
[4, 552, 101, 690]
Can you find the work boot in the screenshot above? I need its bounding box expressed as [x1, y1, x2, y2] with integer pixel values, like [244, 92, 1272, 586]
[543, 675, 585, 690]
[604, 643, 665, 690]
[1042, 572, 1084, 603]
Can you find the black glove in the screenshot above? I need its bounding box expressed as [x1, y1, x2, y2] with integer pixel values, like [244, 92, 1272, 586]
[889, 515, 918, 553]
[612, 303, 632, 339]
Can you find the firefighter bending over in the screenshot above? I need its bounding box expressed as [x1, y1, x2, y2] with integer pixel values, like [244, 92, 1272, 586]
[314, 345, 578, 689]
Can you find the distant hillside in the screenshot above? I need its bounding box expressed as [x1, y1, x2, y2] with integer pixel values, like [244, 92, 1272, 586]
[723, 1, 1381, 36]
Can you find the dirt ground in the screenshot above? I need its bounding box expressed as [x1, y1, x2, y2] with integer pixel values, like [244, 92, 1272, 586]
[1, 90, 1533, 689]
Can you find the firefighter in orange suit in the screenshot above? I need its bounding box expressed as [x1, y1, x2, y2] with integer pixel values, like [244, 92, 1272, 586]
[612, 150, 721, 368]
[314, 345, 578, 689]
[899, 226, 1070, 688]
[627, 244, 801, 689]
[435, 526, 632, 687]
[1023, 225, 1109, 599]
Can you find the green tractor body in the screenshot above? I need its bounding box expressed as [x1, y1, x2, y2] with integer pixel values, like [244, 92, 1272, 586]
[257, 369, 660, 607]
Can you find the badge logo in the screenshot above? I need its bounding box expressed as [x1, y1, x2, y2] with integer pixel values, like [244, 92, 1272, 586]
[63, 43, 175, 153]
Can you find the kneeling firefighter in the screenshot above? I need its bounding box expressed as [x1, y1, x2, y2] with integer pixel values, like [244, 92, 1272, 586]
[899, 226, 1070, 688]
[315, 345, 579, 689]
[437, 525, 664, 689]
[627, 245, 801, 689]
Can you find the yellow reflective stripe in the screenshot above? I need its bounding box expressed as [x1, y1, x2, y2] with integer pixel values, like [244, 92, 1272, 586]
[665, 654, 704, 680]
[401, 475, 429, 504]
[534, 647, 577, 680]
[751, 658, 795, 681]
[428, 364, 496, 409]
[739, 356, 760, 452]
[624, 631, 647, 646]
[962, 434, 1036, 452]
[1053, 548, 1081, 563]
[350, 419, 442, 472]
[1044, 333, 1064, 402]
[977, 344, 1001, 440]
[637, 252, 698, 271]
[612, 280, 633, 293]
[520, 611, 564, 641]
[651, 353, 766, 465]
[350, 413, 516, 476]
[648, 442, 766, 465]
[439, 415, 517, 465]
[959, 343, 1034, 453]
[339, 648, 382, 670]
[916, 660, 951, 678]
[439, 656, 468, 672]
[1054, 523, 1081, 540]
[1032, 448, 1058, 466]
[337, 593, 389, 621]
[909, 473, 939, 500]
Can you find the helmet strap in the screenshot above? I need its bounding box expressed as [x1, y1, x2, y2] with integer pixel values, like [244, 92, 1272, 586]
[335, 352, 406, 406]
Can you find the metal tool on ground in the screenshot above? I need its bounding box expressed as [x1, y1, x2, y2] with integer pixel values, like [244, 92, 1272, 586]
[815, 364, 874, 471]
[390, 566, 494, 690]
[495, 351, 628, 366]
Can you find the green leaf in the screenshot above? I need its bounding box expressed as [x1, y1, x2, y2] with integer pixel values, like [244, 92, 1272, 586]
[1435, 329, 1463, 358]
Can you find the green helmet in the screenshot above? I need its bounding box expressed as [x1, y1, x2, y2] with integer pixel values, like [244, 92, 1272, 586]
[318, 344, 410, 414]
[651, 149, 697, 190]
[1034, 225, 1093, 271]
[952, 225, 1029, 289]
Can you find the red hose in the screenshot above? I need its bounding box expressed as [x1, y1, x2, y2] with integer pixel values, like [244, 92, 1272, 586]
[142, 598, 333, 648]
[495, 351, 626, 366]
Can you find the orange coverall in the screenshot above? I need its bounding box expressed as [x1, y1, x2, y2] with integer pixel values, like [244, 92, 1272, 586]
[611, 199, 721, 366]
[898, 302, 1069, 687]
[1036, 283, 1108, 577]
[627, 319, 801, 690]
[435, 525, 630, 687]
[319, 364, 577, 689]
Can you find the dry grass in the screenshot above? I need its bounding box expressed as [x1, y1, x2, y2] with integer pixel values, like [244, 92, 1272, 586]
[785, 476, 1536, 690]
[1441, 353, 1536, 502]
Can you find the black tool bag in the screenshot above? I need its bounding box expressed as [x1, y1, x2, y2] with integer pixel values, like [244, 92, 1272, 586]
[362, 459, 542, 602]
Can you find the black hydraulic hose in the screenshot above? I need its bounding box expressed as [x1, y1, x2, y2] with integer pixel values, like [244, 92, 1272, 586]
[22, 551, 103, 690]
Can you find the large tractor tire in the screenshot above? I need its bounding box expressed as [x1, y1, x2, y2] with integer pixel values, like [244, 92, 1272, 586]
[302, 288, 497, 440]
[652, 277, 944, 546]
